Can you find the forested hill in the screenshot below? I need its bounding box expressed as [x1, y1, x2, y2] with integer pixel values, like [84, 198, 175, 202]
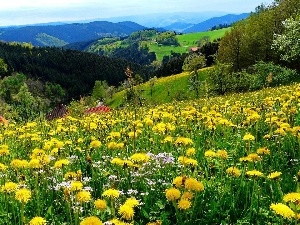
[0, 21, 145, 47]
[0, 42, 151, 100]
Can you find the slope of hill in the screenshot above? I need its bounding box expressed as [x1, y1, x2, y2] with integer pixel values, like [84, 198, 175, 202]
[106, 68, 211, 108]
[183, 13, 249, 33]
[148, 28, 230, 60]
[0, 21, 145, 47]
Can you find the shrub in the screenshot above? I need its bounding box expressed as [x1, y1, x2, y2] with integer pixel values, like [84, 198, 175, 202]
[249, 61, 297, 90]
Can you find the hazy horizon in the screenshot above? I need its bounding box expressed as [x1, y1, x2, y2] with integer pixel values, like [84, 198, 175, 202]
[0, 0, 275, 27]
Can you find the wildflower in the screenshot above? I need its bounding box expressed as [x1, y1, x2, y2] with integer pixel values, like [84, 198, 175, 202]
[29, 216, 47, 225]
[173, 176, 184, 188]
[130, 153, 150, 163]
[165, 188, 181, 201]
[15, 188, 31, 203]
[53, 159, 69, 169]
[29, 159, 42, 169]
[0, 145, 9, 156]
[177, 198, 192, 210]
[174, 137, 193, 146]
[80, 216, 102, 225]
[10, 159, 29, 169]
[161, 135, 173, 143]
[239, 156, 252, 162]
[257, 147, 270, 155]
[184, 178, 204, 192]
[267, 171, 282, 180]
[247, 153, 261, 162]
[186, 148, 196, 156]
[118, 204, 135, 220]
[76, 190, 91, 203]
[226, 167, 241, 177]
[283, 192, 300, 204]
[181, 191, 194, 200]
[124, 197, 139, 207]
[270, 203, 295, 219]
[246, 170, 264, 178]
[94, 199, 107, 210]
[0, 163, 7, 171]
[102, 189, 120, 198]
[204, 150, 216, 158]
[64, 172, 77, 181]
[178, 156, 198, 166]
[70, 181, 83, 191]
[90, 140, 102, 148]
[243, 133, 255, 141]
[216, 150, 228, 160]
[146, 220, 162, 225]
[1, 181, 18, 193]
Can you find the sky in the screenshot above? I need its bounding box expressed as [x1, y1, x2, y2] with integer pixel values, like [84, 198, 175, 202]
[0, 0, 275, 27]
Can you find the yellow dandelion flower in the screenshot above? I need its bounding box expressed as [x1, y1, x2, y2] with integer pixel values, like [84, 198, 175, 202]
[0, 145, 9, 156]
[246, 170, 263, 178]
[15, 188, 31, 203]
[247, 153, 261, 162]
[173, 176, 184, 188]
[10, 159, 29, 169]
[130, 153, 150, 163]
[0, 163, 7, 171]
[124, 197, 139, 207]
[70, 181, 83, 191]
[90, 140, 102, 148]
[165, 188, 181, 201]
[184, 178, 204, 192]
[243, 133, 255, 141]
[76, 190, 91, 203]
[161, 135, 173, 143]
[186, 148, 196, 156]
[239, 156, 252, 162]
[29, 159, 42, 169]
[94, 199, 107, 211]
[118, 204, 135, 220]
[267, 171, 282, 180]
[107, 141, 118, 150]
[174, 137, 193, 146]
[226, 167, 241, 177]
[146, 220, 162, 225]
[283, 192, 300, 204]
[53, 159, 69, 169]
[29, 216, 47, 225]
[216, 150, 228, 160]
[64, 172, 77, 181]
[177, 198, 192, 210]
[1, 181, 18, 193]
[102, 189, 120, 198]
[80, 216, 102, 225]
[181, 191, 194, 200]
[270, 203, 295, 219]
[257, 147, 270, 155]
[204, 150, 216, 158]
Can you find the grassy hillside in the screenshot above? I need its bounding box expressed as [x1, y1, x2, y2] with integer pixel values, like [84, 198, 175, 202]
[1, 81, 300, 224]
[106, 68, 211, 108]
[146, 28, 229, 60]
[86, 28, 229, 61]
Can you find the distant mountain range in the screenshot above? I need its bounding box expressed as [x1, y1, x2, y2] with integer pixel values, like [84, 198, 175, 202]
[0, 12, 250, 47]
[0, 21, 145, 46]
[183, 13, 250, 33]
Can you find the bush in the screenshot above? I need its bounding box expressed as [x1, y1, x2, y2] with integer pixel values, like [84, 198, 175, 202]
[249, 61, 297, 90]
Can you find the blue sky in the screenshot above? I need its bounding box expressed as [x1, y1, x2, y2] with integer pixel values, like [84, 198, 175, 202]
[0, 0, 275, 26]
